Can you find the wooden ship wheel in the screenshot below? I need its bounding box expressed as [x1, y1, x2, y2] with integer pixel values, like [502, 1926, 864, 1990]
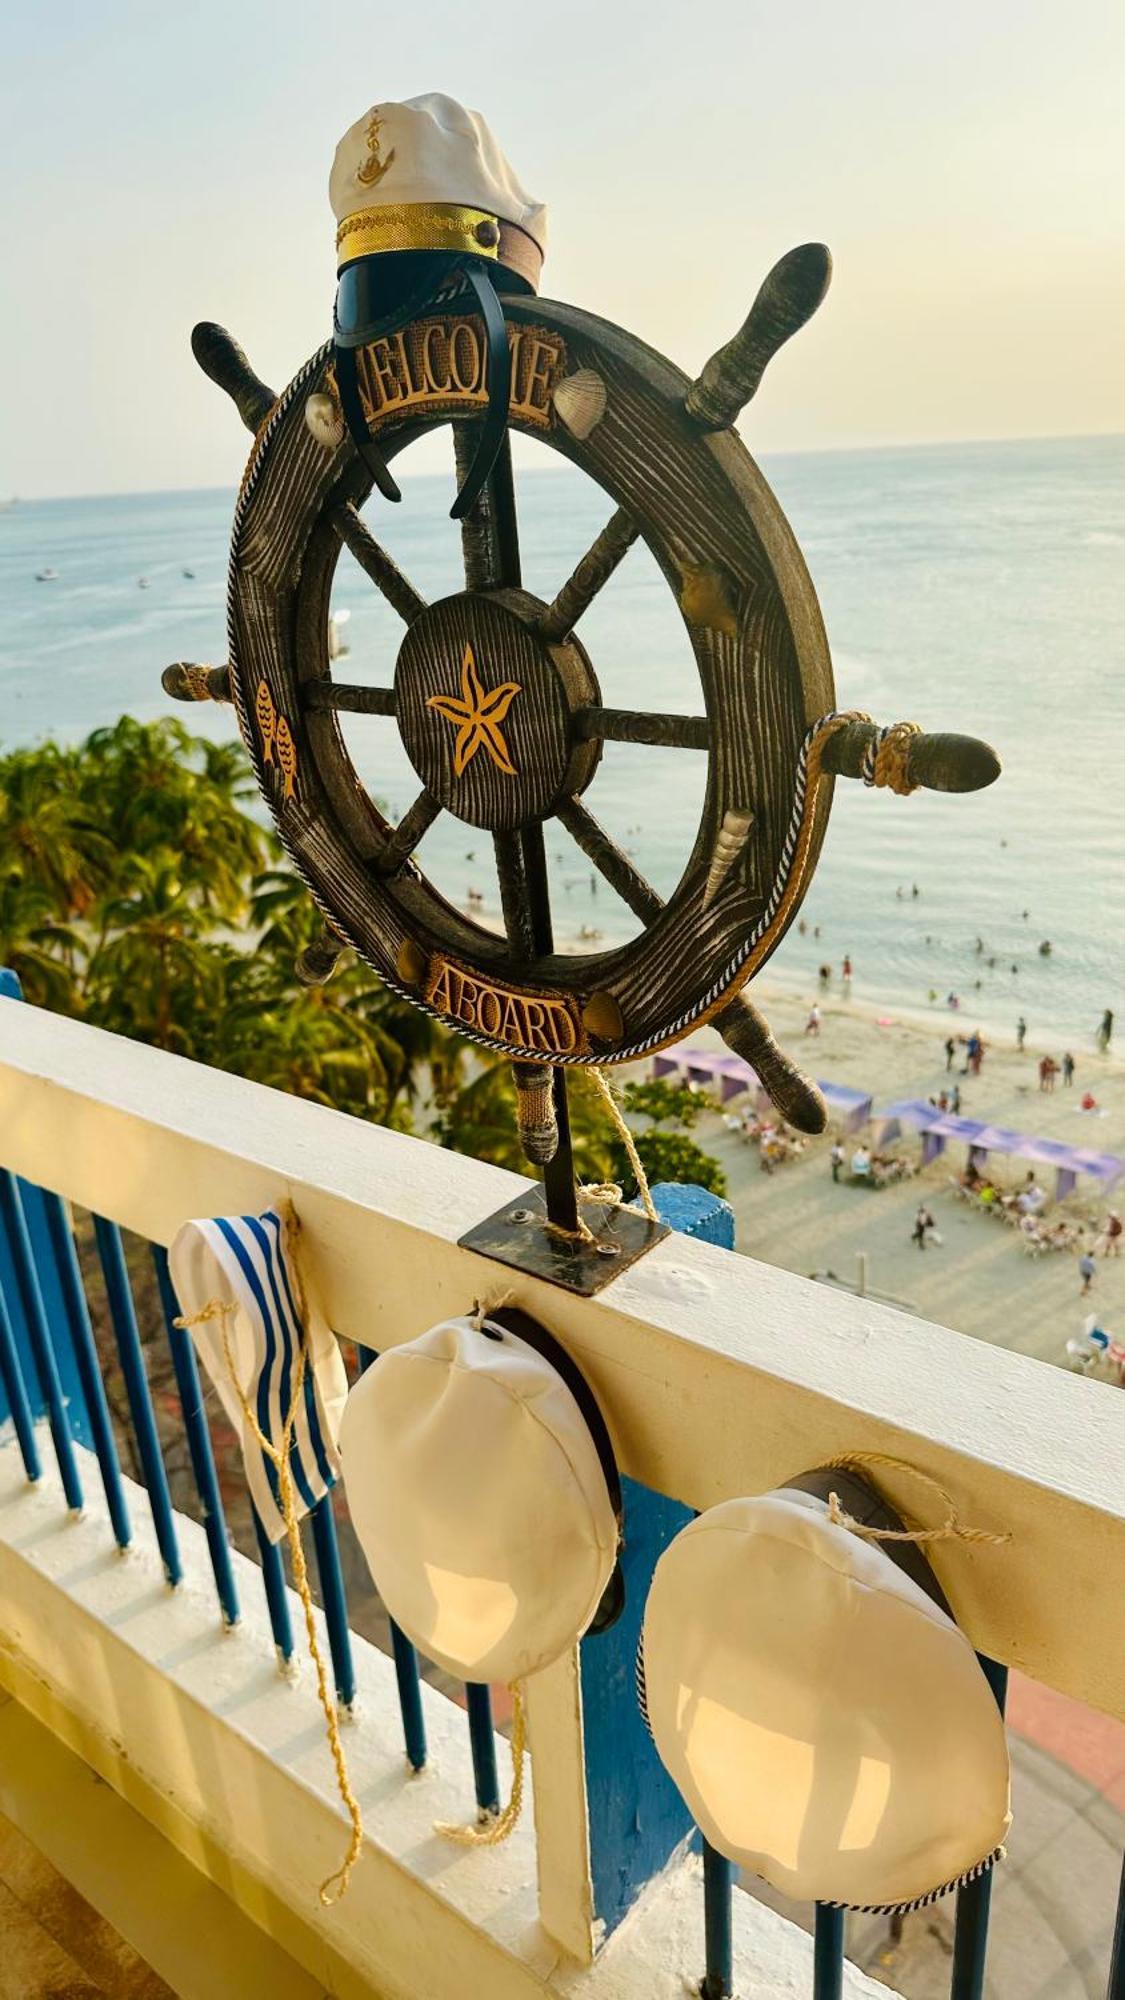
[168, 245, 999, 1291]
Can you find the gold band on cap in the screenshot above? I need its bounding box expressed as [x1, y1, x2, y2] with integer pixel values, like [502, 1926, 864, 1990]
[337, 202, 501, 262]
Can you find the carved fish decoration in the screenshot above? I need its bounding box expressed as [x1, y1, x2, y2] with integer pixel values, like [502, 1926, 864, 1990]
[703, 807, 755, 908]
[275, 716, 298, 801]
[256, 679, 278, 764]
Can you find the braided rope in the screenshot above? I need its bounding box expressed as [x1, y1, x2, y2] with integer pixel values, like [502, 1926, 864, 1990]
[824, 1449, 1010, 1550]
[435, 1681, 527, 1846]
[862, 720, 922, 796]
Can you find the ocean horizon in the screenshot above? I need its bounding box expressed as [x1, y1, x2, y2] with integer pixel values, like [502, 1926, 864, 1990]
[3, 431, 1122, 1048]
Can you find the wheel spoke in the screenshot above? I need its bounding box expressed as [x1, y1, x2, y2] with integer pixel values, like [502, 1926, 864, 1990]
[492, 831, 536, 959]
[555, 797, 664, 925]
[306, 682, 397, 716]
[574, 706, 709, 750]
[376, 789, 440, 875]
[330, 503, 426, 625]
[453, 423, 522, 591]
[537, 508, 638, 642]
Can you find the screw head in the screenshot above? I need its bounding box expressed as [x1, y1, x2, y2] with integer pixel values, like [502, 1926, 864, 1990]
[475, 218, 501, 248]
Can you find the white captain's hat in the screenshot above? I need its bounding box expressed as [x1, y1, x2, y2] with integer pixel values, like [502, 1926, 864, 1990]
[639, 1479, 1011, 1913]
[328, 93, 546, 519]
[331, 92, 546, 291]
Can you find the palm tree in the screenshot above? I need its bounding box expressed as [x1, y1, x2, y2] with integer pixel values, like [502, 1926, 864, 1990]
[86, 857, 226, 1051]
[0, 745, 113, 916]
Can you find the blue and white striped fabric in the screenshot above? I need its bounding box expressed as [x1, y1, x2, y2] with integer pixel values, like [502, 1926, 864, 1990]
[169, 1207, 347, 1544]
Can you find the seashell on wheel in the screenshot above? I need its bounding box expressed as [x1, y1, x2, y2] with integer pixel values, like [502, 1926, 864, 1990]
[703, 807, 755, 908]
[553, 369, 607, 440]
[305, 390, 345, 450]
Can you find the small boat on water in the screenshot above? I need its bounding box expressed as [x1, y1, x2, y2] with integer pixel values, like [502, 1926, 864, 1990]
[35, 567, 57, 581]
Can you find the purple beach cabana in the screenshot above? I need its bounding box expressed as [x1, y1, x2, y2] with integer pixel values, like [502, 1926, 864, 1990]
[652, 1049, 873, 1130]
[874, 1101, 1124, 1200]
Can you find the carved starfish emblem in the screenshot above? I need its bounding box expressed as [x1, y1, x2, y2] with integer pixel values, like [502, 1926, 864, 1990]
[426, 643, 521, 778]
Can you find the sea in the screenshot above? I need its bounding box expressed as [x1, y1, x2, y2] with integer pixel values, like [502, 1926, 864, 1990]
[2, 433, 1121, 1048]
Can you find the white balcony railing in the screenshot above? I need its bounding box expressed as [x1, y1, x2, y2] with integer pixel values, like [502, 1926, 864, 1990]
[0, 990, 1123, 2000]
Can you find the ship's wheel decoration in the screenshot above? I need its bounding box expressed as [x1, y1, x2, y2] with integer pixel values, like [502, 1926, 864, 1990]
[166, 93, 999, 1293]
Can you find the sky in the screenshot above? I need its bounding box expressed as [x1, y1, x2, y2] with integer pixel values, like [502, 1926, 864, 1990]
[1, 0, 1123, 498]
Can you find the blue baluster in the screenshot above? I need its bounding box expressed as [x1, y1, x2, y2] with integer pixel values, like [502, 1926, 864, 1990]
[152, 1246, 239, 1625]
[465, 1682, 501, 1815]
[92, 1215, 181, 1586]
[950, 1656, 1009, 2000]
[253, 1507, 295, 1665]
[0, 1272, 41, 1482]
[701, 1841, 734, 1998]
[355, 1344, 427, 1769]
[41, 1197, 131, 1548]
[310, 1495, 356, 1708]
[0, 1172, 82, 1510]
[813, 1905, 845, 2000]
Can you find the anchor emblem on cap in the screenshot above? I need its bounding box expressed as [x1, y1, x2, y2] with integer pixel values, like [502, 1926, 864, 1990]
[356, 111, 396, 188]
[427, 643, 521, 778]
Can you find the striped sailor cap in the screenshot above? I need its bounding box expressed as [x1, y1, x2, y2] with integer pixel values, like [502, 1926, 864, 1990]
[169, 1208, 348, 1544]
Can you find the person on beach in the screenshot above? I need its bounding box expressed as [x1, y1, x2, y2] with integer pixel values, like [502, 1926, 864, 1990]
[1038, 1055, 1057, 1093]
[805, 1005, 821, 1036]
[818, 963, 831, 988]
[944, 1035, 956, 1070]
[842, 955, 853, 987]
[1016, 1016, 1027, 1051]
[1079, 1250, 1097, 1295]
[1062, 1052, 1075, 1087]
[1097, 1010, 1114, 1051]
[830, 1140, 844, 1183]
[1081, 1090, 1098, 1112]
[950, 1084, 961, 1113]
[1101, 1212, 1122, 1258]
[912, 1203, 935, 1249]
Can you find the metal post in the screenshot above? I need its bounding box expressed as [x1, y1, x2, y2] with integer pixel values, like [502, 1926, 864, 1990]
[701, 1841, 734, 1998]
[92, 1215, 181, 1586]
[465, 1681, 501, 1815]
[0, 1274, 41, 1482]
[356, 1344, 427, 1767]
[152, 1246, 239, 1624]
[41, 1194, 131, 1548]
[813, 1904, 845, 2000]
[253, 1507, 295, 1666]
[950, 1654, 1008, 2000]
[310, 1496, 357, 1708]
[0, 1171, 83, 1510]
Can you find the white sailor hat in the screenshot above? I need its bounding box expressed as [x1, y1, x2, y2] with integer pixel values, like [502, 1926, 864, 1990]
[340, 1308, 621, 1686]
[639, 1472, 1011, 1912]
[329, 94, 546, 518]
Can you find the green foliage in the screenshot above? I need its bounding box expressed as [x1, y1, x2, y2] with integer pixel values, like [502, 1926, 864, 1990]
[608, 1128, 727, 1200]
[0, 719, 724, 1194]
[620, 1078, 713, 1130]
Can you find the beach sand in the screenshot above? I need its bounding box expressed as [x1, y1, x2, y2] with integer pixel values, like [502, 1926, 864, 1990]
[659, 975, 1125, 1373]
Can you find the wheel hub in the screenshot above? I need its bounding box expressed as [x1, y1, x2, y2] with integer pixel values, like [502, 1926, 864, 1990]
[393, 589, 601, 831]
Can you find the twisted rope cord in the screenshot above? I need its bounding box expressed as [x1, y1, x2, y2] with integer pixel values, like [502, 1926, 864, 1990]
[543, 1066, 660, 1247]
[174, 1212, 363, 1905]
[824, 1449, 1010, 1549]
[435, 1680, 528, 1845]
[862, 720, 922, 796]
